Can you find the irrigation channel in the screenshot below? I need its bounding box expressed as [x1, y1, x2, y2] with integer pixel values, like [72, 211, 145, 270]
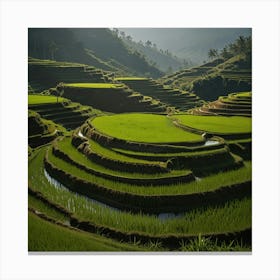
[44, 169, 193, 220]
[203, 140, 220, 146]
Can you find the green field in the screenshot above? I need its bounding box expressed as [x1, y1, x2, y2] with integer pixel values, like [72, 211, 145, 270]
[28, 57, 86, 67]
[86, 136, 161, 164]
[234, 92, 251, 98]
[115, 77, 149, 81]
[28, 102, 251, 251]
[49, 154, 250, 196]
[55, 136, 189, 180]
[28, 30, 252, 252]
[190, 91, 252, 117]
[174, 115, 251, 134]
[28, 94, 101, 131]
[64, 83, 124, 89]
[28, 95, 66, 105]
[92, 113, 203, 143]
[28, 212, 145, 251]
[29, 148, 251, 238]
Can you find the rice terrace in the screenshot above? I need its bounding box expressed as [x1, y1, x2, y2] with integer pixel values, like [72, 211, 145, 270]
[28, 28, 252, 252]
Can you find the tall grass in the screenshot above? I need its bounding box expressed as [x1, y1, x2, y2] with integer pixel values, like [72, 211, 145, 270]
[28, 194, 68, 222]
[28, 212, 144, 251]
[179, 234, 250, 251]
[56, 137, 189, 179]
[87, 136, 160, 164]
[47, 146, 251, 195]
[29, 147, 251, 236]
[112, 145, 227, 158]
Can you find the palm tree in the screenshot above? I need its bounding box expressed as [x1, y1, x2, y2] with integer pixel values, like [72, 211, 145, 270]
[145, 40, 152, 48]
[208, 48, 218, 60]
[220, 47, 231, 59]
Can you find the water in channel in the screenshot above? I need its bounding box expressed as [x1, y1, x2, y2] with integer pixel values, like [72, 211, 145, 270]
[44, 169, 185, 220]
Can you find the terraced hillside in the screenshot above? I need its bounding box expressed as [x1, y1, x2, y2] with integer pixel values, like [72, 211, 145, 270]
[28, 28, 252, 252]
[29, 112, 251, 251]
[59, 83, 168, 113]
[28, 95, 101, 130]
[160, 55, 251, 101]
[28, 110, 65, 148]
[171, 113, 252, 160]
[190, 92, 252, 117]
[161, 58, 224, 86]
[28, 57, 114, 93]
[115, 77, 204, 111]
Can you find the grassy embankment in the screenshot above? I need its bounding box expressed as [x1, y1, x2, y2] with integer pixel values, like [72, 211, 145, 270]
[29, 109, 251, 251]
[29, 146, 251, 237]
[115, 77, 204, 111]
[28, 212, 145, 251]
[47, 139, 251, 195]
[28, 94, 102, 130]
[189, 92, 252, 117]
[61, 83, 168, 113]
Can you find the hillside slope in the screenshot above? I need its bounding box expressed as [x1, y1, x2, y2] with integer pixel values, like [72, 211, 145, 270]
[119, 28, 251, 64]
[28, 57, 114, 93]
[58, 83, 168, 113]
[189, 92, 252, 117]
[120, 35, 190, 73]
[115, 77, 204, 111]
[28, 28, 163, 78]
[160, 54, 251, 101]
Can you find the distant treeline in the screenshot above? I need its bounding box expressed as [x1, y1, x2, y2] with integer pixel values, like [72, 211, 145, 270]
[111, 29, 193, 73]
[208, 36, 251, 62]
[28, 28, 163, 78]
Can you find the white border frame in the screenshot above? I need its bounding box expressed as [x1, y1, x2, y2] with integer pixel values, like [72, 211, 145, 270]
[1, 0, 280, 279]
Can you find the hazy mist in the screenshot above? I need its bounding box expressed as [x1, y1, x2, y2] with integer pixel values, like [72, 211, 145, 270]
[119, 28, 251, 64]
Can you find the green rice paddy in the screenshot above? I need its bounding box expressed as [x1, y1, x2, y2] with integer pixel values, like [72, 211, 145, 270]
[28, 212, 144, 251]
[233, 92, 251, 98]
[28, 32, 252, 252]
[92, 113, 203, 143]
[174, 115, 251, 134]
[55, 136, 189, 180]
[28, 95, 66, 105]
[64, 83, 124, 89]
[29, 148, 251, 237]
[28, 83, 251, 251]
[86, 136, 161, 165]
[115, 77, 149, 81]
[46, 144, 250, 196]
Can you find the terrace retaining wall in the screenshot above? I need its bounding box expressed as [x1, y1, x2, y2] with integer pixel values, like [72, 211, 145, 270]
[29, 186, 251, 249]
[71, 217, 252, 249]
[83, 124, 205, 153]
[52, 144, 194, 186]
[44, 153, 251, 214]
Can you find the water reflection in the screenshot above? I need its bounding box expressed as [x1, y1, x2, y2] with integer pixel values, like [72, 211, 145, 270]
[44, 169, 186, 220]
